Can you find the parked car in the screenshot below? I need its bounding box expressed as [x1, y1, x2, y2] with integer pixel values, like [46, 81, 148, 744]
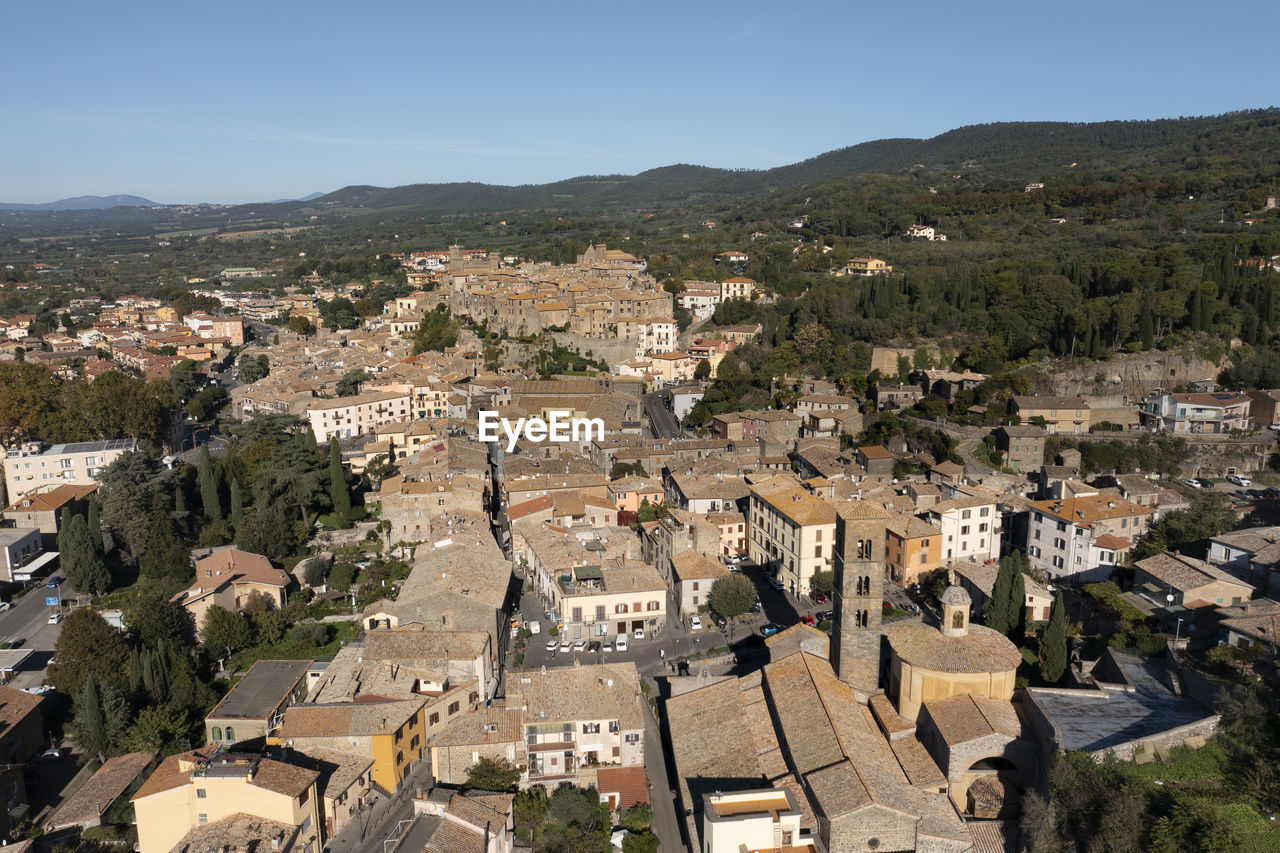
[1228, 473, 1253, 487]
[690, 616, 703, 631]
[710, 612, 727, 628]
[615, 635, 629, 652]
[769, 578, 785, 591]
[1267, 488, 1280, 500]
[588, 641, 600, 654]
[760, 623, 784, 637]
[812, 593, 829, 604]
[545, 639, 558, 651]
[529, 620, 541, 635]
[750, 601, 762, 614]
[633, 628, 645, 640]
[572, 640, 588, 652]
[0, 601, 10, 613]
[23, 686, 53, 696]
[601, 640, 613, 653]
[558, 641, 571, 653]
[1196, 478, 1216, 489]
[800, 615, 816, 626]
[48, 613, 63, 625]
[46, 578, 61, 589]
[34, 747, 65, 761]
[1182, 478, 1202, 489]
[817, 610, 833, 622]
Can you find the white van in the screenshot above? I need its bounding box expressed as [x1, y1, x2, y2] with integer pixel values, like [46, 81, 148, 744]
[529, 620, 541, 635]
[615, 634, 629, 652]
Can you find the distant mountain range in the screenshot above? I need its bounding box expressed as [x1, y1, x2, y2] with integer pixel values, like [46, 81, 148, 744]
[5, 109, 1278, 221]
[263, 192, 326, 204]
[0, 194, 159, 211]
[0, 191, 327, 211]
[281, 110, 1280, 217]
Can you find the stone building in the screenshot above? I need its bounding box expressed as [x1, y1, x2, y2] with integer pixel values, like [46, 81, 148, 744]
[886, 586, 1021, 723]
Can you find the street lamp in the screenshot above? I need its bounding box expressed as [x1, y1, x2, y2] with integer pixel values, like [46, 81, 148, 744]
[1174, 617, 1184, 646]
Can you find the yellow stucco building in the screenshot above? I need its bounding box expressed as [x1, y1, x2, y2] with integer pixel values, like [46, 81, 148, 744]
[273, 698, 426, 792]
[132, 748, 322, 853]
[887, 586, 1021, 722]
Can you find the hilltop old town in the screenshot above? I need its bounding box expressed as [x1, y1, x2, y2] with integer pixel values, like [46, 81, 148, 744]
[0, 227, 1279, 853]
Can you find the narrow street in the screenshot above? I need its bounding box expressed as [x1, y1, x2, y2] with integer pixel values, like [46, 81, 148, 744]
[642, 696, 684, 852]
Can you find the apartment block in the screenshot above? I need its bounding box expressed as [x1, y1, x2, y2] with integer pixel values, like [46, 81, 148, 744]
[510, 663, 645, 789]
[923, 496, 1001, 565]
[4, 438, 136, 501]
[748, 478, 837, 596]
[1010, 396, 1091, 435]
[1025, 494, 1153, 582]
[1139, 391, 1252, 434]
[306, 391, 411, 443]
[132, 748, 322, 853]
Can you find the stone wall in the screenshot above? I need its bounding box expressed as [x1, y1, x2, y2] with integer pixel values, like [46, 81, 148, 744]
[1092, 714, 1220, 762]
[1022, 349, 1227, 398]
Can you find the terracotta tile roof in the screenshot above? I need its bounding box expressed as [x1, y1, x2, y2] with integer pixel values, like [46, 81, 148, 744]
[278, 699, 424, 739]
[46, 751, 154, 829]
[886, 514, 940, 539]
[132, 747, 220, 800]
[510, 661, 644, 731]
[887, 622, 1022, 674]
[1028, 494, 1153, 524]
[167, 813, 298, 853]
[923, 694, 1023, 747]
[361, 630, 489, 661]
[1136, 552, 1250, 593]
[422, 816, 486, 853]
[889, 736, 947, 788]
[596, 765, 650, 809]
[2, 483, 98, 513]
[288, 747, 373, 802]
[176, 549, 291, 607]
[670, 549, 729, 582]
[431, 705, 525, 748]
[868, 694, 915, 739]
[249, 757, 320, 797]
[0, 684, 44, 734]
[1094, 533, 1132, 549]
[967, 819, 1022, 853]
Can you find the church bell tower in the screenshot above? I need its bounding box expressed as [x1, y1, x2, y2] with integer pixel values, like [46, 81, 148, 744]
[831, 501, 892, 696]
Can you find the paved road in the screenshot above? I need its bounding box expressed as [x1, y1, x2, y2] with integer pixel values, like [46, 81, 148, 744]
[644, 392, 681, 440]
[0, 573, 74, 689]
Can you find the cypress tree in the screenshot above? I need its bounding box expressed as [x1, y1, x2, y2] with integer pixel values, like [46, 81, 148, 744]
[230, 478, 244, 530]
[1040, 591, 1068, 684]
[61, 514, 109, 594]
[58, 506, 73, 552]
[328, 438, 350, 521]
[76, 674, 109, 762]
[139, 503, 191, 585]
[128, 647, 143, 694]
[305, 428, 318, 455]
[198, 446, 221, 522]
[986, 556, 1015, 635]
[1008, 568, 1027, 643]
[87, 498, 102, 556]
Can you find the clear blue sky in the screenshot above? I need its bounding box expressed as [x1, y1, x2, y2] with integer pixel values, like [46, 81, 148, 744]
[5, 0, 1278, 205]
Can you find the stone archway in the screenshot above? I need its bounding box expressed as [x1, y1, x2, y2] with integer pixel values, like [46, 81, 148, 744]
[955, 755, 1022, 818]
